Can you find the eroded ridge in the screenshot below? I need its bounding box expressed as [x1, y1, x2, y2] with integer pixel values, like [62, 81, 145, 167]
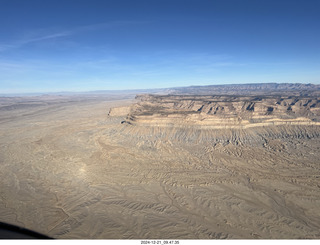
[110, 94, 320, 128]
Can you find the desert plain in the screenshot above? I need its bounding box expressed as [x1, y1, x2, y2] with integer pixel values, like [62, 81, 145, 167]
[0, 84, 320, 239]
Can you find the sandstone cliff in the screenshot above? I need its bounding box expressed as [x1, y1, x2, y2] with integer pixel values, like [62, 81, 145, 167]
[111, 94, 320, 129]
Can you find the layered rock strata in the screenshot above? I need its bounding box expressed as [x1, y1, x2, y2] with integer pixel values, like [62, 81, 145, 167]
[110, 94, 320, 129]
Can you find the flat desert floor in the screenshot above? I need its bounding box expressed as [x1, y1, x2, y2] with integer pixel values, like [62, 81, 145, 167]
[0, 95, 320, 239]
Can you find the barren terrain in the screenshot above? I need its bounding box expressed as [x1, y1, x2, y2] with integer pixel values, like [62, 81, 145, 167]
[1, 84, 320, 239]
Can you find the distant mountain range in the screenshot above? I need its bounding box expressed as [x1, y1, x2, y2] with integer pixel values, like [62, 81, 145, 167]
[167, 83, 320, 96]
[1, 83, 320, 97]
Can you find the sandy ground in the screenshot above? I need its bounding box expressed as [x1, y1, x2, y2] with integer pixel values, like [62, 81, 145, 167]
[0, 95, 320, 239]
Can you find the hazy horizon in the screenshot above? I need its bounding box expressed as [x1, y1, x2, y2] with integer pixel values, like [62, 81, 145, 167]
[1, 81, 319, 96]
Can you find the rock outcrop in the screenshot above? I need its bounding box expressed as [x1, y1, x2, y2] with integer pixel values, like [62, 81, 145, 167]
[112, 94, 320, 129]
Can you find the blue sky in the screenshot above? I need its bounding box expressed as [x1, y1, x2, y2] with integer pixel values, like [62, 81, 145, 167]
[0, 0, 319, 93]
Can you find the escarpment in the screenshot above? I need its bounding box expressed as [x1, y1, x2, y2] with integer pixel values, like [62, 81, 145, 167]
[110, 94, 320, 129]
